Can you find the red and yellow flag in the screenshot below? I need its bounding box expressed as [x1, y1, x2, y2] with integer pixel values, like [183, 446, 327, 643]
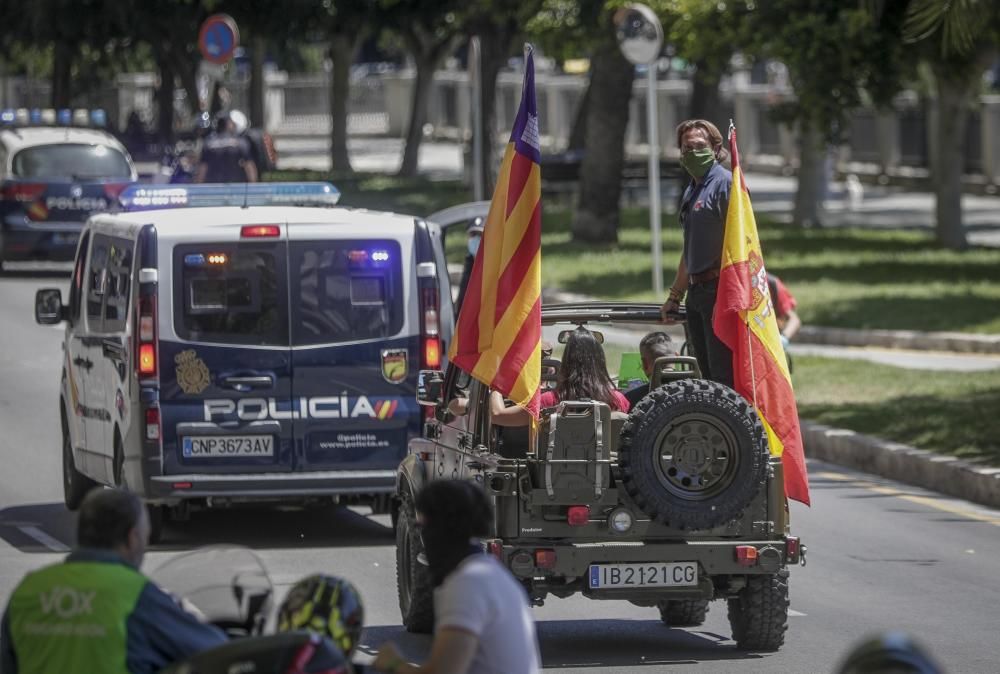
[449, 51, 542, 417]
[712, 127, 810, 505]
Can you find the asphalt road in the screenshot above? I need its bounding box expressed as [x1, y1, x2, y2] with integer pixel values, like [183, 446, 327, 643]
[2, 272, 999, 673]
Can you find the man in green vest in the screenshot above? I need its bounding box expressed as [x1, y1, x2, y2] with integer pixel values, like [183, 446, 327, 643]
[1, 489, 226, 673]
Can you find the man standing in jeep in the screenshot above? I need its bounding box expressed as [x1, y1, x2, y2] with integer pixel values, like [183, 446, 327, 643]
[661, 119, 733, 388]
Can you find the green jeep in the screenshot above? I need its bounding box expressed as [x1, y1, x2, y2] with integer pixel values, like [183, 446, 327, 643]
[394, 302, 805, 651]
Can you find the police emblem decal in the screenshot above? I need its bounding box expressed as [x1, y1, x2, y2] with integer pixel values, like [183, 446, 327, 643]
[175, 349, 211, 395]
[381, 349, 408, 384]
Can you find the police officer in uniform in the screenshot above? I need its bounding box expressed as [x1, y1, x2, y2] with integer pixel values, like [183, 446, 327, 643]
[194, 110, 259, 184]
[1, 489, 225, 674]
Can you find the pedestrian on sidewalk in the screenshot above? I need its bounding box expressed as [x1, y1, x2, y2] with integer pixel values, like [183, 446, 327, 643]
[373, 480, 540, 674]
[661, 119, 734, 388]
[1, 489, 225, 674]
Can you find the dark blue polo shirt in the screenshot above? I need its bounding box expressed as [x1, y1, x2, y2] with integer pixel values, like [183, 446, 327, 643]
[679, 162, 732, 275]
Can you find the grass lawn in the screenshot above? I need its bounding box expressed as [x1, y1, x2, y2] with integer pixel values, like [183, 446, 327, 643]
[792, 355, 1000, 465]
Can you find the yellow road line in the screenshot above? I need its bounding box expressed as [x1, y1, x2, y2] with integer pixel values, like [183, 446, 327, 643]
[815, 471, 1000, 527]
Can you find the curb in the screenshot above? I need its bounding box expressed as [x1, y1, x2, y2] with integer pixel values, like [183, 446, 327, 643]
[796, 326, 1000, 355]
[801, 421, 1000, 509]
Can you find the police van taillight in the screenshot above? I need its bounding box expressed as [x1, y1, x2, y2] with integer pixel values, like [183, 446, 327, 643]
[136, 295, 157, 377]
[420, 286, 441, 369]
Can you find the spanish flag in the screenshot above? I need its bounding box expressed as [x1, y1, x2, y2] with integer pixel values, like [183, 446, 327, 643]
[713, 126, 810, 505]
[449, 49, 542, 418]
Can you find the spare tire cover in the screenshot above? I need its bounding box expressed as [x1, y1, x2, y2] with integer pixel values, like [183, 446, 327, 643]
[619, 378, 768, 530]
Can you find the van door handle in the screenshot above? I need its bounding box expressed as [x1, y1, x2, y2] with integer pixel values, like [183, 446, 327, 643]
[73, 356, 93, 371]
[102, 338, 125, 361]
[221, 375, 274, 391]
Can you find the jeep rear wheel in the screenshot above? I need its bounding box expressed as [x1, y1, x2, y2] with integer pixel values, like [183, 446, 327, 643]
[727, 572, 789, 651]
[618, 379, 767, 530]
[396, 491, 434, 633]
[658, 599, 709, 627]
[63, 421, 97, 511]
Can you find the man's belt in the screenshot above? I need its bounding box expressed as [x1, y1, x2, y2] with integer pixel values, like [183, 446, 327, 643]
[688, 269, 720, 285]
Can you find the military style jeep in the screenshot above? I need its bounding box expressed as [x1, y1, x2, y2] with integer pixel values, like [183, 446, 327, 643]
[394, 302, 805, 651]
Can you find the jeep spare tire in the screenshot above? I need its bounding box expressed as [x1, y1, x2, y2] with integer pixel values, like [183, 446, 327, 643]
[618, 379, 768, 530]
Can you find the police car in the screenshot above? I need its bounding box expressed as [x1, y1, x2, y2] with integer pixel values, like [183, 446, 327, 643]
[0, 108, 136, 268]
[34, 183, 454, 540]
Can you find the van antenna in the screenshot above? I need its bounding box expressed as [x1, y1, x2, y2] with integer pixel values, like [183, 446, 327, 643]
[242, 179, 250, 209]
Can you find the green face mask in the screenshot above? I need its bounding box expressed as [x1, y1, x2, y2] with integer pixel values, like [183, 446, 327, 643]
[680, 148, 716, 178]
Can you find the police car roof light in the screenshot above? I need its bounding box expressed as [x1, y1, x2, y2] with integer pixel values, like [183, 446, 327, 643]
[0, 110, 14, 125]
[117, 183, 341, 212]
[57, 109, 72, 125]
[0, 107, 108, 129]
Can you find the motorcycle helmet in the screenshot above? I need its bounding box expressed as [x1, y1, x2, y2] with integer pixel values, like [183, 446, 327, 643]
[277, 575, 365, 658]
[836, 631, 943, 674]
[227, 109, 249, 135]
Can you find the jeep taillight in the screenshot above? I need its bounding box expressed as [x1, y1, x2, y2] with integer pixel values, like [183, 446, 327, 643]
[420, 285, 441, 369]
[785, 536, 800, 563]
[567, 505, 590, 526]
[735, 545, 759, 567]
[534, 549, 556, 569]
[486, 539, 503, 560]
[136, 294, 157, 378]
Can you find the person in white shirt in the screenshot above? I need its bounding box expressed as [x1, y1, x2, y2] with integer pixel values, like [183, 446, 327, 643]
[373, 480, 541, 674]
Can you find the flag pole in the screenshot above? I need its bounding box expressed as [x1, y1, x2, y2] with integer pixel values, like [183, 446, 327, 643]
[730, 119, 759, 410]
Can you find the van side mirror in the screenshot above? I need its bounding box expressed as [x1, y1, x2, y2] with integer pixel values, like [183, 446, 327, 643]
[416, 370, 445, 406]
[35, 288, 67, 325]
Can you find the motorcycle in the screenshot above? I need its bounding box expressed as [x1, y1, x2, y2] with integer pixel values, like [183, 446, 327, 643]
[151, 546, 354, 674]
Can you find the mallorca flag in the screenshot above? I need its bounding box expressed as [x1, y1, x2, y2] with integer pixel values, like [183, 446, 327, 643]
[712, 126, 811, 505]
[449, 50, 542, 418]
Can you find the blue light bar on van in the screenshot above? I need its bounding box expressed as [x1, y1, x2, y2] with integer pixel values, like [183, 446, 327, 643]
[118, 183, 341, 211]
[1, 107, 107, 128]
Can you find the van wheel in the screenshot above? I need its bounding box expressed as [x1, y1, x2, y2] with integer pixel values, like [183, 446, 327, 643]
[618, 380, 768, 530]
[396, 491, 434, 633]
[658, 599, 709, 627]
[727, 572, 789, 651]
[63, 424, 97, 511]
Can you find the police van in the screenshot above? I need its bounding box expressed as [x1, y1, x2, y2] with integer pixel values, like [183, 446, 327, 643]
[34, 183, 454, 539]
[0, 108, 136, 268]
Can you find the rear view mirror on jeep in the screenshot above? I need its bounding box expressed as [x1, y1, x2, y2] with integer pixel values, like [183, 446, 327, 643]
[34, 288, 66, 324]
[557, 328, 603, 344]
[416, 370, 445, 406]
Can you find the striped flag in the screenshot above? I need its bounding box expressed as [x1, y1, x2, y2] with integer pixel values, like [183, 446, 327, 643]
[712, 126, 811, 505]
[449, 49, 542, 418]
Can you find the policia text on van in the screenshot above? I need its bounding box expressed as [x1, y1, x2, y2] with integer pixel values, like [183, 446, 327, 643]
[35, 183, 454, 541]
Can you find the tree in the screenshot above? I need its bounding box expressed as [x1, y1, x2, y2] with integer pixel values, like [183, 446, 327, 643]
[897, 0, 1000, 249]
[379, 0, 464, 177]
[466, 0, 543, 193]
[315, 1, 375, 174]
[748, 1, 910, 227]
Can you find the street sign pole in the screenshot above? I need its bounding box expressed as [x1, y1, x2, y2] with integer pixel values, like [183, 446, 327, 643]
[614, 3, 665, 298]
[647, 66, 662, 296]
[470, 37, 484, 202]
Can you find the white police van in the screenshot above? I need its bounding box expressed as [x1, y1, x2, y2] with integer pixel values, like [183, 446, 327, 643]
[34, 183, 454, 539]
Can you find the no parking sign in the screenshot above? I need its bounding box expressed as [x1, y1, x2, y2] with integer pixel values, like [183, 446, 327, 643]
[198, 14, 240, 64]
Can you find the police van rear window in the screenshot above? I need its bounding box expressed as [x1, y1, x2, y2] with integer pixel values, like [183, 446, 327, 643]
[12, 143, 131, 180]
[174, 243, 288, 346]
[290, 240, 403, 346]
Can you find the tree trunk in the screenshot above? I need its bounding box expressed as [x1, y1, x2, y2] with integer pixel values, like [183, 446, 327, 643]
[566, 78, 591, 152]
[249, 34, 266, 128]
[398, 51, 435, 177]
[792, 123, 826, 227]
[155, 56, 175, 144]
[51, 41, 73, 108]
[931, 67, 969, 250]
[474, 24, 517, 194]
[328, 33, 355, 174]
[572, 37, 634, 244]
[688, 59, 724, 124]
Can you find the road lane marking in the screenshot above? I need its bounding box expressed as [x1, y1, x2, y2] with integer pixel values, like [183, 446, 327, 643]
[815, 471, 1000, 527]
[17, 526, 69, 552]
[788, 609, 807, 617]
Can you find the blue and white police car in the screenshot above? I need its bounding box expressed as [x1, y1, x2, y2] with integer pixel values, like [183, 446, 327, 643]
[0, 108, 136, 268]
[34, 183, 454, 540]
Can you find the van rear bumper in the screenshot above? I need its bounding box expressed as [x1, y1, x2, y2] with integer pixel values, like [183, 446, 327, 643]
[146, 469, 396, 503]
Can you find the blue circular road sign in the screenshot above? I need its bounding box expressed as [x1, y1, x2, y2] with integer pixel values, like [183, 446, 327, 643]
[199, 14, 240, 64]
